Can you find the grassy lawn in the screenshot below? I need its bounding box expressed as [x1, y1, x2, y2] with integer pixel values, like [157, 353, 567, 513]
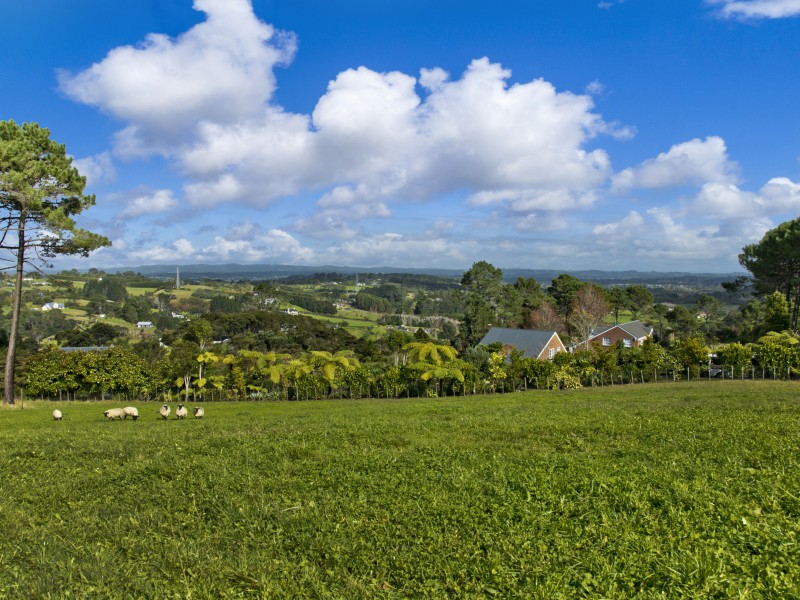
[1, 382, 799, 598]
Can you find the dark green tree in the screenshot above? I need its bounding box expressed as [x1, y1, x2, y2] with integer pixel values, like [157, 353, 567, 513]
[57, 322, 126, 347]
[739, 217, 800, 331]
[82, 277, 128, 302]
[626, 285, 654, 319]
[548, 274, 584, 316]
[666, 306, 698, 339]
[460, 260, 504, 299]
[460, 294, 495, 346]
[607, 288, 627, 324]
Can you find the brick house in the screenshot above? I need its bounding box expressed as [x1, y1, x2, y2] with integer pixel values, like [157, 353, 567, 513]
[587, 320, 654, 349]
[479, 328, 566, 360]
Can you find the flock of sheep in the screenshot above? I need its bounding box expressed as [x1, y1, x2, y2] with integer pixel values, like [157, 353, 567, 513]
[51, 404, 205, 421]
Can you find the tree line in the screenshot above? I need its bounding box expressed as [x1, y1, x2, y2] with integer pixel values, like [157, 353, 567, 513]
[4, 118, 800, 404]
[18, 330, 800, 403]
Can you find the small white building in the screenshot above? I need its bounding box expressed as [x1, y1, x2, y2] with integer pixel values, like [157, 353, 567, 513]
[136, 321, 154, 328]
[41, 302, 65, 311]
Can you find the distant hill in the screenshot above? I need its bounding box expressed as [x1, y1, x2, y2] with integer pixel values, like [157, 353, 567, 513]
[114, 263, 463, 280]
[108, 263, 743, 289]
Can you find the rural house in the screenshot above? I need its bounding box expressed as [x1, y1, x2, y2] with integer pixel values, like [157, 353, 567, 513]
[479, 328, 566, 360]
[587, 320, 654, 349]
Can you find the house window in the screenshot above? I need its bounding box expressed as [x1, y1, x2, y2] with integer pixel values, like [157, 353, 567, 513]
[548, 348, 555, 359]
[602, 337, 611, 346]
[623, 339, 632, 348]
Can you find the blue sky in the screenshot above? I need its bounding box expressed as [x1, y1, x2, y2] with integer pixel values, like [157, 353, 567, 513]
[3, 0, 800, 273]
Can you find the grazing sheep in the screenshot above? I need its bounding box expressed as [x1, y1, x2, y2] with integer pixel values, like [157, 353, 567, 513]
[193, 406, 204, 419]
[52, 409, 63, 421]
[159, 404, 171, 420]
[175, 404, 188, 419]
[103, 408, 126, 420]
[122, 406, 139, 421]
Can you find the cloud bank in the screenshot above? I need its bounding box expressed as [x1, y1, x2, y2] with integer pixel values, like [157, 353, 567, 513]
[58, 0, 800, 271]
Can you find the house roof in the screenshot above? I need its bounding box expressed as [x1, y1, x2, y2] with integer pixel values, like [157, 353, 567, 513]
[60, 346, 111, 352]
[590, 320, 653, 340]
[478, 327, 562, 359]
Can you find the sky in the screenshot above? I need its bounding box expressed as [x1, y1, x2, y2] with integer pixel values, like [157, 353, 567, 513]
[2, 0, 800, 274]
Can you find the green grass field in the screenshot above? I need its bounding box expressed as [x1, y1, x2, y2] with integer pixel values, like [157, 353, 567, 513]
[1, 382, 799, 598]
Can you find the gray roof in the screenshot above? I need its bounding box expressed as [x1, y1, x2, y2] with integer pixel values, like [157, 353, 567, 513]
[590, 320, 653, 340]
[59, 346, 111, 352]
[618, 320, 654, 339]
[478, 328, 561, 359]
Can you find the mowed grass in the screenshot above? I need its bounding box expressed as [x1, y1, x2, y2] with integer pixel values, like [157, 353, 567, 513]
[1, 382, 799, 598]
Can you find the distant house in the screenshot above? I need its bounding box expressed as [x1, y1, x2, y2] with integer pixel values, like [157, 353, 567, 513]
[41, 302, 65, 311]
[587, 320, 654, 349]
[60, 346, 111, 352]
[136, 321, 154, 328]
[479, 328, 566, 361]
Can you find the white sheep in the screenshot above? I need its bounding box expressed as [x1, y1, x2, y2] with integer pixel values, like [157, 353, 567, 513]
[122, 406, 139, 421]
[193, 406, 204, 419]
[103, 408, 126, 420]
[159, 404, 171, 419]
[52, 409, 63, 421]
[175, 404, 188, 419]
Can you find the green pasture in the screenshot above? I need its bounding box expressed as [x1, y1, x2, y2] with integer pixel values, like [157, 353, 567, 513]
[282, 305, 387, 339]
[125, 286, 161, 297]
[1, 382, 799, 598]
[171, 285, 206, 300]
[327, 307, 387, 338]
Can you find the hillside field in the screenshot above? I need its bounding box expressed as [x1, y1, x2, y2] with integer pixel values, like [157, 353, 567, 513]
[1, 382, 799, 598]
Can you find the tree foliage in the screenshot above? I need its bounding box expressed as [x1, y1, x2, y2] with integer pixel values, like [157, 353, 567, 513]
[1, 120, 110, 404]
[739, 216, 800, 331]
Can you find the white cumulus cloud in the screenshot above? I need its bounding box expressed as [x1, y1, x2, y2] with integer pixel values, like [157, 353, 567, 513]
[592, 210, 645, 237]
[72, 152, 116, 186]
[130, 238, 196, 262]
[690, 177, 800, 220]
[708, 0, 800, 19]
[58, 0, 295, 156]
[199, 228, 315, 263]
[119, 189, 179, 219]
[613, 136, 738, 192]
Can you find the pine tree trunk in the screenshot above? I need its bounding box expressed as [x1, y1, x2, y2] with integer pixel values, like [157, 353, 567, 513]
[3, 213, 26, 405]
